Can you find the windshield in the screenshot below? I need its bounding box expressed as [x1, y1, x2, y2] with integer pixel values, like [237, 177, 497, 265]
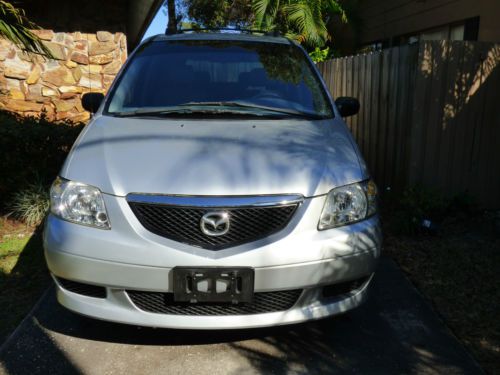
[105, 39, 333, 118]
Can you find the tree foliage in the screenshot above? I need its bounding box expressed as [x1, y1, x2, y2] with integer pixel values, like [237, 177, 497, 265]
[184, 0, 254, 28]
[252, 0, 347, 48]
[162, 0, 348, 51]
[0, 0, 52, 57]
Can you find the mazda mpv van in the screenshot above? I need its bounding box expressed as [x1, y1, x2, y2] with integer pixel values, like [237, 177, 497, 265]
[44, 31, 381, 329]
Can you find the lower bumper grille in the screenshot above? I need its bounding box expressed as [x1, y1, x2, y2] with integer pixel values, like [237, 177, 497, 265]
[127, 289, 302, 316]
[322, 276, 370, 299]
[56, 277, 106, 298]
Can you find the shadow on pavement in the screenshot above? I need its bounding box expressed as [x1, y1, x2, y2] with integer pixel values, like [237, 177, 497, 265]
[35, 291, 296, 346]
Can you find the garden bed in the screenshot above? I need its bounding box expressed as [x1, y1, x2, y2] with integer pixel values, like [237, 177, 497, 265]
[0, 110, 82, 344]
[384, 212, 500, 374]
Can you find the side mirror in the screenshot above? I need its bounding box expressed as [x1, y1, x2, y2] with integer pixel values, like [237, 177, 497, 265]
[335, 97, 360, 117]
[81, 92, 105, 113]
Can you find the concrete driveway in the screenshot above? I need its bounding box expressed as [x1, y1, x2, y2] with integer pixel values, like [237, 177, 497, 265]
[0, 258, 481, 374]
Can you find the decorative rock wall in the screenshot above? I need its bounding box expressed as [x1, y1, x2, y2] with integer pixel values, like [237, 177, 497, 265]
[0, 30, 127, 122]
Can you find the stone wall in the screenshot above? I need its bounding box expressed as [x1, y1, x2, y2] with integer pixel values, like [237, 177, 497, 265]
[0, 30, 127, 122]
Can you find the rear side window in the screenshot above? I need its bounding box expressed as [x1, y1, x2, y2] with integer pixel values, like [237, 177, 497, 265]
[106, 40, 333, 117]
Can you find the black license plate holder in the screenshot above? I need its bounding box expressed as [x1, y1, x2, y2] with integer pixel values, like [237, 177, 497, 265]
[173, 267, 254, 304]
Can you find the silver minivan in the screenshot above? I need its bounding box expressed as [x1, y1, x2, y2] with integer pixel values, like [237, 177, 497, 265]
[44, 31, 381, 329]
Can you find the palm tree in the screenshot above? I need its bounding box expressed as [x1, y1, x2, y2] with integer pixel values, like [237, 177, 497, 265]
[0, 0, 52, 56]
[253, 0, 346, 48]
[166, 0, 178, 33]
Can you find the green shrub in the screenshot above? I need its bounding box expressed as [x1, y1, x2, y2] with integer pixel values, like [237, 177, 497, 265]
[383, 186, 477, 235]
[9, 182, 50, 226]
[309, 47, 332, 63]
[390, 187, 444, 234]
[0, 110, 84, 215]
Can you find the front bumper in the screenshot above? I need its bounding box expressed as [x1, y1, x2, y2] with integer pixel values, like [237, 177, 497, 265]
[51, 271, 374, 330]
[44, 193, 382, 329]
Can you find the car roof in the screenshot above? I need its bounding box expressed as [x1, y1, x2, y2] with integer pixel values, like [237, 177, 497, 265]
[149, 32, 293, 45]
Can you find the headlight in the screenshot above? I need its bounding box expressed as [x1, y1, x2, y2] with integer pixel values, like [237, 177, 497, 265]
[50, 177, 110, 229]
[318, 180, 377, 230]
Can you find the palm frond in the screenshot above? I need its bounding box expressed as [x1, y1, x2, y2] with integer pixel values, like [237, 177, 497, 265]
[324, 0, 348, 23]
[253, 0, 280, 30]
[283, 2, 328, 47]
[252, 0, 347, 48]
[0, 0, 53, 57]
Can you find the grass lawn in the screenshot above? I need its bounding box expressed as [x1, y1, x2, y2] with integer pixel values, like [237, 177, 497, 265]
[384, 212, 500, 374]
[0, 217, 50, 344]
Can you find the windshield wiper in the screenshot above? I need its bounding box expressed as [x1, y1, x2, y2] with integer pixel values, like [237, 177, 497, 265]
[111, 106, 283, 118]
[111, 102, 327, 119]
[112, 107, 198, 117]
[180, 101, 327, 119]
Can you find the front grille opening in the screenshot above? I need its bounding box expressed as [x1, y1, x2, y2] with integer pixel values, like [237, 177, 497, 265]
[128, 202, 298, 250]
[322, 276, 370, 299]
[56, 277, 107, 298]
[127, 289, 302, 316]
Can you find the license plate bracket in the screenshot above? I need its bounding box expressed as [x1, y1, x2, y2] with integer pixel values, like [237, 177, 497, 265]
[172, 267, 254, 304]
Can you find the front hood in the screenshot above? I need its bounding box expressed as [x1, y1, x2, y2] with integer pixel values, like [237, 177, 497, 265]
[62, 116, 365, 197]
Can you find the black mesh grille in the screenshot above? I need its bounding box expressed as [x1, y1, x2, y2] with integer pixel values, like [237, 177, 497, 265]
[56, 277, 106, 298]
[127, 289, 302, 316]
[128, 202, 298, 250]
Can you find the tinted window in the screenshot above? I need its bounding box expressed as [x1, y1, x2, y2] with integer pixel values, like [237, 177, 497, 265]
[106, 40, 333, 117]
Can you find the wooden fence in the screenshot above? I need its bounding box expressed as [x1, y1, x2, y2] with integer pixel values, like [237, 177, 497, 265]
[317, 41, 500, 208]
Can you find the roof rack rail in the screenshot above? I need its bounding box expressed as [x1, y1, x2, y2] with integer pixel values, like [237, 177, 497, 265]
[165, 27, 281, 37]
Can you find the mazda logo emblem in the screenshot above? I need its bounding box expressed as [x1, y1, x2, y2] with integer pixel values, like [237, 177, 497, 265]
[200, 211, 230, 236]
